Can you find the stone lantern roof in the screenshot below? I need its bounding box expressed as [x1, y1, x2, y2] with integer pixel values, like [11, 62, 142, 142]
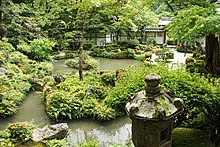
[126, 73, 184, 121]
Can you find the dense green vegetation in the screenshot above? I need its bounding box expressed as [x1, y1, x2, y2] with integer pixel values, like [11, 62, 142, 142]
[0, 39, 52, 118]
[1, 0, 220, 146]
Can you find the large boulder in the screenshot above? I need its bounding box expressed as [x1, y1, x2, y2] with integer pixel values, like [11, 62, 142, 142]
[32, 123, 69, 142]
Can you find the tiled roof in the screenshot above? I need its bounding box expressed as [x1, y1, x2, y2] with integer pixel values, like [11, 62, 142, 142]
[158, 17, 174, 26]
[145, 28, 164, 32]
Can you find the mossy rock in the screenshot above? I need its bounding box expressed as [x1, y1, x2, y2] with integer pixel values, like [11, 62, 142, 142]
[172, 128, 212, 147]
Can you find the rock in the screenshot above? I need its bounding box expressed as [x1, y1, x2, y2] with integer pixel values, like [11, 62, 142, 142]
[0, 137, 3, 142]
[32, 78, 44, 91]
[53, 74, 65, 84]
[32, 123, 69, 142]
[0, 67, 7, 75]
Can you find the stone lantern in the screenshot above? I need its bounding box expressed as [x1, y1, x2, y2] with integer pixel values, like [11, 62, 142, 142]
[126, 73, 184, 147]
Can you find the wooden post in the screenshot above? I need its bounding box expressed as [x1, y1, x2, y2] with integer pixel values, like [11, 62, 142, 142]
[79, 32, 83, 81]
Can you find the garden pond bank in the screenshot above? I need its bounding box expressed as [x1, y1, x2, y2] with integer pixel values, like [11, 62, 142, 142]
[0, 57, 139, 145]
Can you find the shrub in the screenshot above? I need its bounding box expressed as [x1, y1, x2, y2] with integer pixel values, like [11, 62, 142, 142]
[104, 63, 220, 132]
[22, 61, 53, 78]
[0, 38, 15, 52]
[46, 91, 83, 120]
[117, 39, 140, 49]
[65, 55, 98, 70]
[28, 38, 56, 61]
[7, 122, 35, 143]
[100, 72, 116, 86]
[8, 51, 29, 66]
[94, 103, 116, 121]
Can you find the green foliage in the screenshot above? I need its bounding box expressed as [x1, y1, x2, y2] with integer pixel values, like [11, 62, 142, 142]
[65, 55, 98, 70]
[168, 5, 219, 45]
[100, 72, 116, 86]
[0, 41, 52, 118]
[28, 38, 56, 61]
[104, 63, 220, 137]
[94, 103, 116, 121]
[45, 139, 70, 147]
[172, 128, 212, 147]
[22, 61, 53, 78]
[117, 39, 140, 49]
[8, 51, 29, 66]
[46, 91, 83, 120]
[7, 122, 35, 143]
[44, 73, 117, 121]
[0, 38, 15, 52]
[79, 140, 99, 147]
[0, 63, 31, 118]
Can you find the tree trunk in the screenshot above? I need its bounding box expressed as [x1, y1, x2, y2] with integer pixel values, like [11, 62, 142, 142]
[205, 34, 220, 74]
[79, 34, 83, 81]
[0, 0, 2, 23]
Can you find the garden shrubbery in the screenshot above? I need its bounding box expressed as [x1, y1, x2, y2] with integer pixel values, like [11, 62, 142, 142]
[65, 54, 98, 70]
[104, 63, 220, 143]
[0, 40, 53, 118]
[44, 72, 118, 121]
[89, 40, 154, 60]
[0, 121, 36, 146]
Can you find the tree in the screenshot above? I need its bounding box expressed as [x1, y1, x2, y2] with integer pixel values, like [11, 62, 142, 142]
[168, 5, 220, 74]
[166, 3, 220, 146]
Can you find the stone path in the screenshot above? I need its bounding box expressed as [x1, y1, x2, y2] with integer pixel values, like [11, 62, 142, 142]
[152, 47, 193, 64]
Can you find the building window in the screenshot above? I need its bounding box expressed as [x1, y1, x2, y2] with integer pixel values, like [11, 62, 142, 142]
[147, 32, 156, 38]
[157, 32, 163, 37]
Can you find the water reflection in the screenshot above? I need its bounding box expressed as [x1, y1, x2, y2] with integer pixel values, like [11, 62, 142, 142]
[53, 57, 140, 75]
[0, 91, 51, 130]
[66, 116, 132, 146]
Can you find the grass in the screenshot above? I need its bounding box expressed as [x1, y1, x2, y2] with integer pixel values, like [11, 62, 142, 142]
[172, 128, 213, 147]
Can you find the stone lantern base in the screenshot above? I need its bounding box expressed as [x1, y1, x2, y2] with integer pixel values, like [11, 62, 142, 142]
[132, 118, 173, 147]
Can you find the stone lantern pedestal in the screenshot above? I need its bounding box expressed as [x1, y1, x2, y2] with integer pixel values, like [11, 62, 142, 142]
[126, 73, 184, 147]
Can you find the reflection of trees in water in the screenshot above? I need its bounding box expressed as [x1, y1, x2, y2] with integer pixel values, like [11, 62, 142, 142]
[69, 116, 132, 145]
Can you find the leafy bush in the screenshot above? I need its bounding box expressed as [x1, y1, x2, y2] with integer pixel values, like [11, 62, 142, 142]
[7, 122, 35, 143]
[100, 72, 116, 86]
[94, 103, 116, 121]
[44, 73, 117, 121]
[46, 91, 83, 120]
[65, 55, 98, 70]
[28, 38, 56, 61]
[22, 61, 53, 78]
[8, 51, 29, 66]
[104, 63, 220, 134]
[0, 63, 31, 118]
[117, 39, 140, 49]
[0, 38, 15, 52]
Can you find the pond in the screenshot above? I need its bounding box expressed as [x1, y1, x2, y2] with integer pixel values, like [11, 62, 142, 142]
[53, 57, 140, 75]
[0, 57, 139, 145]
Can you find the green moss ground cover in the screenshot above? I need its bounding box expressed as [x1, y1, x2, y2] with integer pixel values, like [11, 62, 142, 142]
[173, 128, 212, 147]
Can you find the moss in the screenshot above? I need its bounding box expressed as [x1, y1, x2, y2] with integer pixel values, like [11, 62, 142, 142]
[172, 128, 212, 147]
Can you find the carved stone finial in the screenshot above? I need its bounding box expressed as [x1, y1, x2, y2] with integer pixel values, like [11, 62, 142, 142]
[145, 73, 161, 95]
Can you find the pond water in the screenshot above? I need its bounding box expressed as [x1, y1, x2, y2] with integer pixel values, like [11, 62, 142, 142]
[0, 57, 138, 145]
[53, 57, 140, 75]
